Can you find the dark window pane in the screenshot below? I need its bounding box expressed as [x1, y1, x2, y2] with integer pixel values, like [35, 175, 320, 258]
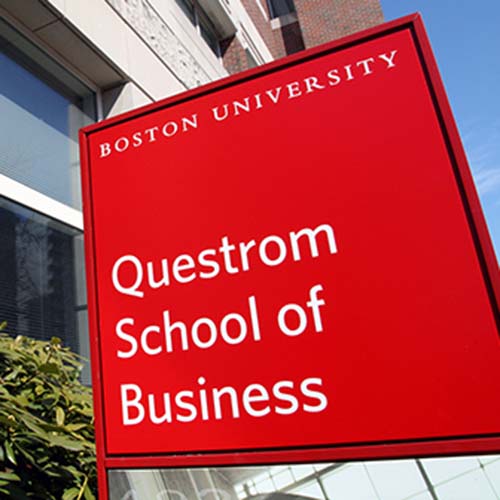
[268, 0, 296, 18]
[176, 0, 196, 24]
[199, 15, 220, 56]
[0, 197, 87, 362]
[246, 49, 258, 69]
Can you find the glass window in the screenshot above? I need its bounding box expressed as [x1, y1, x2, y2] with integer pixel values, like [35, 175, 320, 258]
[176, 0, 196, 25]
[484, 458, 500, 497]
[0, 18, 96, 210]
[290, 464, 315, 481]
[272, 468, 294, 489]
[365, 459, 428, 499]
[245, 49, 258, 69]
[435, 469, 498, 500]
[289, 480, 326, 499]
[321, 464, 378, 499]
[268, 0, 296, 19]
[199, 14, 221, 57]
[175, 0, 221, 57]
[0, 19, 93, 382]
[409, 493, 434, 500]
[255, 475, 275, 494]
[422, 456, 481, 484]
[0, 196, 89, 382]
[108, 457, 500, 500]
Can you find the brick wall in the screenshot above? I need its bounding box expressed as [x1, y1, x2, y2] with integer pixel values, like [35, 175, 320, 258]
[238, 0, 308, 60]
[294, 0, 384, 49]
[240, 0, 285, 59]
[220, 36, 249, 74]
[221, 0, 384, 75]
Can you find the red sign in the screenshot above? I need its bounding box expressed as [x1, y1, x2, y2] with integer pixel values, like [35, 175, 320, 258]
[80, 13, 500, 492]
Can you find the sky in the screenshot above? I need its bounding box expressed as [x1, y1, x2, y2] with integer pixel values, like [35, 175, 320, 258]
[380, 0, 500, 258]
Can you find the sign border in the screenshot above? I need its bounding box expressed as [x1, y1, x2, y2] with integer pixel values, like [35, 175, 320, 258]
[79, 13, 500, 499]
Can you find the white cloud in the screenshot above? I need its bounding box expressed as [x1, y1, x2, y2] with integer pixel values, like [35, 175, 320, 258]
[460, 118, 500, 197]
[473, 167, 500, 195]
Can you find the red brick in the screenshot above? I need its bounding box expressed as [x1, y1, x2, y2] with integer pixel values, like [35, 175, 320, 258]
[222, 0, 384, 74]
[294, 0, 384, 48]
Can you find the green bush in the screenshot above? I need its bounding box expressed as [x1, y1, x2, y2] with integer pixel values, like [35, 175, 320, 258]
[0, 326, 96, 499]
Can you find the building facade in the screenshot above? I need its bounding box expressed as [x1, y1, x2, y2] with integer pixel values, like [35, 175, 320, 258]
[2, 2, 499, 499]
[0, 0, 383, 381]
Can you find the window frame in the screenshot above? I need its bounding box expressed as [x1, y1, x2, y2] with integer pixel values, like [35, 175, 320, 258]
[0, 13, 101, 229]
[175, 0, 223, 59]
[267, 0, 296, 19]
[0, 13, 99, 381]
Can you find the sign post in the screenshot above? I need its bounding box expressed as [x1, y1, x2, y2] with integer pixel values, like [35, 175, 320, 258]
[79, 14, 500, 499]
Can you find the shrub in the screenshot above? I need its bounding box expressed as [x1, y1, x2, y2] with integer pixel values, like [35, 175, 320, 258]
[0, 327, 96, 499]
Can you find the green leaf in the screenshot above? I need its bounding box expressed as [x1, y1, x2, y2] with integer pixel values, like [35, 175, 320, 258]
[66, 423, 88, 432]
[49, 434, 86, 452]
[0, 333, 96, 497]
[39, 362, 60, 375]
[41, 464, 67, 478]
[62, 465, 84, 480]
[56, 406, 65, 426]
[79, 406, 94, 418]
[4, 440, 16, 465]
[4, 367, 21, 381]
[0, 471, 20, 481]
[62, 487, 80, 500]
[13, 394, 29, 407]
[20, 415, 50, 441]
[14, 443, 36, 465]
[40, 395, 59, 408]
[34, 384, 45, 396]
[83, 482, 96, 500]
